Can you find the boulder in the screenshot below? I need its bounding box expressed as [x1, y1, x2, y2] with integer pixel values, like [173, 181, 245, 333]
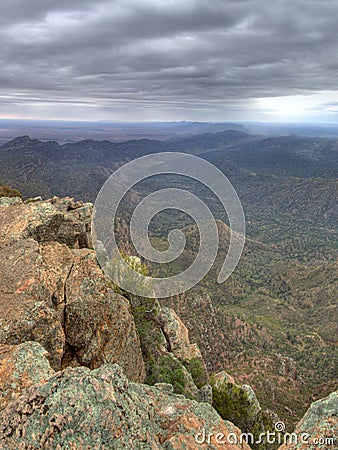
[213, 370, 236, 387]
[0, 239, 66, 369]
[159, 307, 205, 363]
[158, 306, 208, 391]
[0, 199, 145, 382]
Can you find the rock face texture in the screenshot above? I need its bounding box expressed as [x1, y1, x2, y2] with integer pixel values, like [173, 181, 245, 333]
[0, 196, 92, 250]
[129, 295, 209, 402]
[278, 390, 337, 450]
[0, 238, 69, 369]
[64, 249, 145, 381]
[0, 197, 145, 381]
[0, 197, 93, 247]
[0, 195, 335, 449]
[159, 306, 206, 364]
[0, 341, 54, 411]
[0, 362, 251, 450]
[213, 371, 262, 419]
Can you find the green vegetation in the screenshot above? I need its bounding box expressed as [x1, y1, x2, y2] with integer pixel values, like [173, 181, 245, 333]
[146, 354, 187, 395]
[1, 132, 336, 432]
[183, 357, 207, 388]
[211, 378, 278, 450]
[0, 182, 22, 198]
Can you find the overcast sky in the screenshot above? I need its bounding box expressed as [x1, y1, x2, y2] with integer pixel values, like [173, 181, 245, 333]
[0, 0, 337, 122]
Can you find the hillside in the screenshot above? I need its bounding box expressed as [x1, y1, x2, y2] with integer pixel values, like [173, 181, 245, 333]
[155, 219, 337, 428]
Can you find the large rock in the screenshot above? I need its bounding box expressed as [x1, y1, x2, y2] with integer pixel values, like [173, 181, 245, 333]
[212, 371, 262, 418]
[0, 196, 22, 207]
[0, 239, 66, 369]
[279, 390, 337, 449]
[64, 248, 145, 382]
[0, 198, 145, 382]
[0, 341, 54, 411]
[129, 296, 209, 400]
[0, 196, 92, 249]
[0, 364, 252, 449]
[213, 370, 236, 387]
[159, 306, 205, 363]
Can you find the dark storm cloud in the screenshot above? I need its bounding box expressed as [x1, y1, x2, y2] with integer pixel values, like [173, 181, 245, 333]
[0, 0, 337, 120]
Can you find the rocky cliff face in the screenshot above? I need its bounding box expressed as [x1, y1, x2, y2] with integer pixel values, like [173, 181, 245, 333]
[0, 196, 145, 381]
[279, 390, 337, 450]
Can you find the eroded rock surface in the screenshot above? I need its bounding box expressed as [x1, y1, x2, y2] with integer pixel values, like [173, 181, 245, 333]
[0, 341, 54, 411]
[0, 364, 252, 450]
[0, 197, 145, 381]
[0, 196, 92, 249]
[0, 239, 66, 369]
[159, 306, 206, 364]
[64, 249, 145, 381]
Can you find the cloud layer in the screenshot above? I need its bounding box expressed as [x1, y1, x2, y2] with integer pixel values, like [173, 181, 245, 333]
[1, 0, 337, 121]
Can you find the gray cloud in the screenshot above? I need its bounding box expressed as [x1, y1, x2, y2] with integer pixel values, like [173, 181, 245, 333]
[0, 0, 337, 121]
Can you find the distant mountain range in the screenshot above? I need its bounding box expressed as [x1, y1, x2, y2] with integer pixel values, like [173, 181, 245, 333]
[0, 130, 336, 227]
[0, 119, 248, 144]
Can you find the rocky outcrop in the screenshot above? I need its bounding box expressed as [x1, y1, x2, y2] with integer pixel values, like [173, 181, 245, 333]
[158, 306, 209, 391]
[211, 370, 280, 448]
[163, 292, 229, 373]
[63, 248, 145, 381]
[129, 296, 209, 401]
[213, 370, 236, 386]
[213, 371, 262, 418]
[0, 239, 66, 369]
[0, 196, 92, 249]
[0, 197, 145, 382]
[278, 390, 337, 449]
[159, 307, 206, 364]
[0, 361, 251, 450]
[0, 194, 265, 449]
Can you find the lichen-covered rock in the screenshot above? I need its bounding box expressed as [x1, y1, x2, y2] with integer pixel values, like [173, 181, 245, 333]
[0, 341, 54, 411]
[199, 384, 213, 404]
[211, 371, 279, 449]
[130, 297, 208, 400]
[278, 390, 337, 449]
[159, 307, 205, 364]
[0, 196, 22, 207]
[158, 306, 209, 393]
[0, 364, 252, 449]
[241, 385, 262, 417]
[0, 199, 145, 382]
[213, 370, 236, 386]
[64, 249, 145, 382]
[0, 196, 92, 249]
[0, 239, 69, 369]
[212, 371, 261, 418]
